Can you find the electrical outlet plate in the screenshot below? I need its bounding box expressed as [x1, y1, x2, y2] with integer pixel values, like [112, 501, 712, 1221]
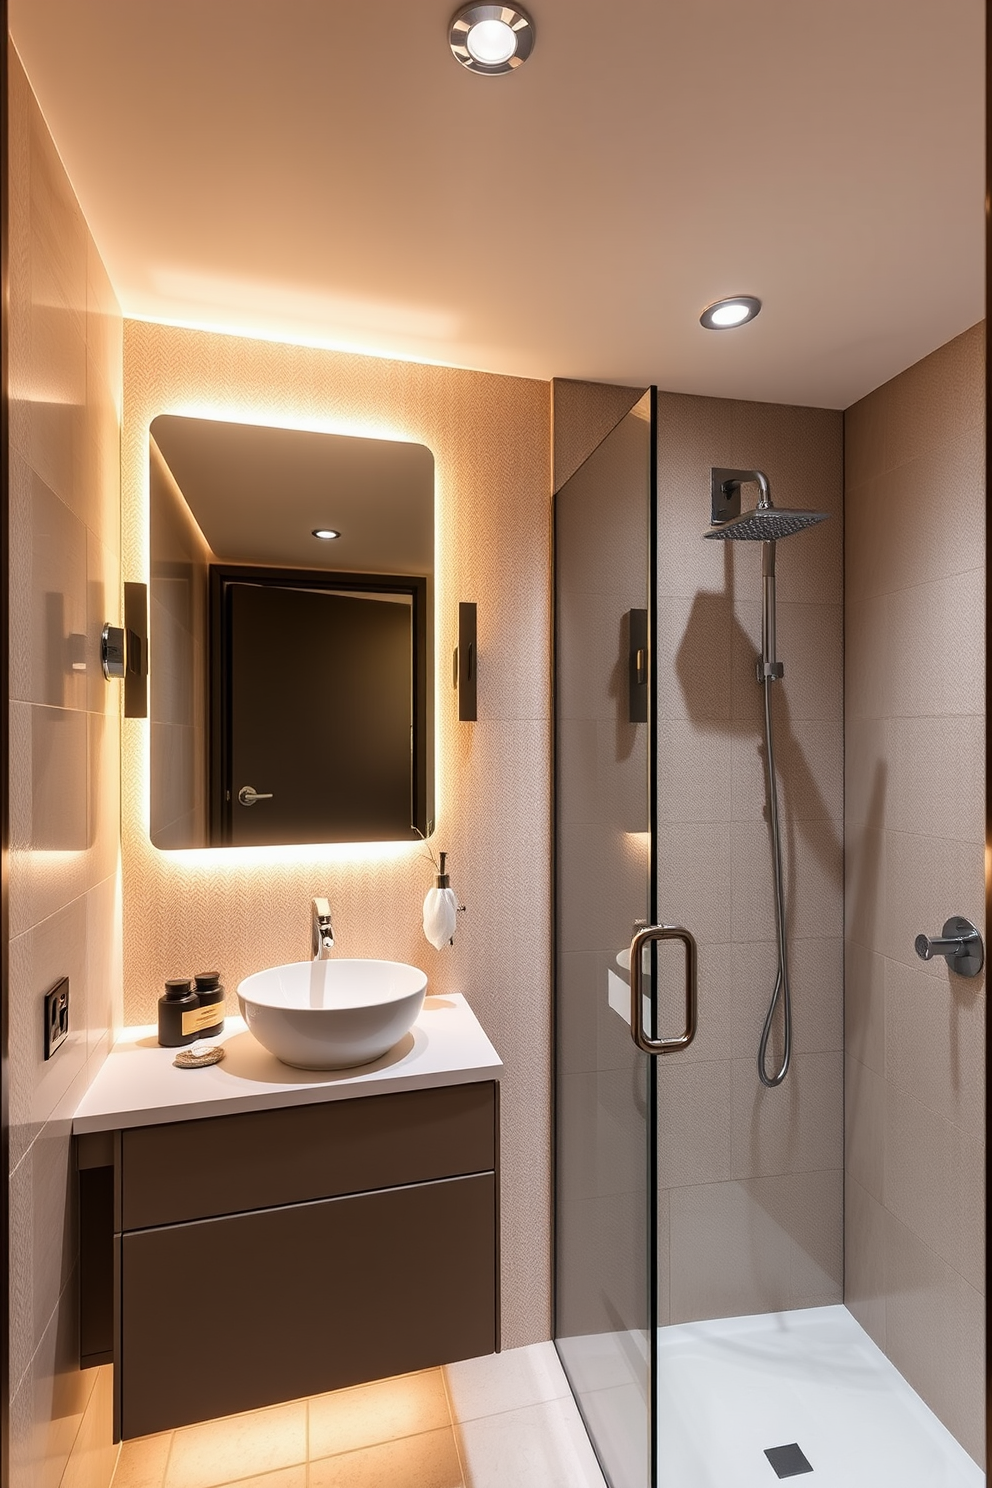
[44, 977, 69, 1059]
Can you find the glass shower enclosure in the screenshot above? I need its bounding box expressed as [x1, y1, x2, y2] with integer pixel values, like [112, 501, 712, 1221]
[554, 388, 667, 1487]
[553, 385, 986, 1488]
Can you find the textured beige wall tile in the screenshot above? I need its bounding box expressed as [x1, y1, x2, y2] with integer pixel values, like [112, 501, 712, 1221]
[884, 1208, 985, 1466]
[559, 1068, 650, 1203]
[843, 324, 986, 1461]
[669, 1177, 836, 1323]
[884, 954, 984, 1137]
[878, 830, 984, 975]
[656, 592, 734, 723]
[552, 378, 645, 492]
[844, 1175, 887, 1348]
[7, 45, 123, 1488]
[656, 1060, 733, 1188]
[8, 901, 89, 1163]
[844, 594, 891, 720]
[730, 715, 843, 827]
[120, 320, 551, 1347]
[656, 719, 733, 824]
[9, 460, 89, 711]
[733, 936, 843, 1057]
[883, 714, 984, 844]
[844, 941, 886, 1075]
[555, 1189, 647, 1339]
[656, 821, 733, 945]
[665, 940, 734, 1064]
[653, 390, 844, 1327]
[883, 1081, 984, 1290]
[730, 1052, 842, 1180]
[844, 1054, 886, 1202]
[885, 568, 984, 720]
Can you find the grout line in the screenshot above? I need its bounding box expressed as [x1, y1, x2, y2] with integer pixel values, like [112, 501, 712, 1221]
[158, 1430, 175, 1488]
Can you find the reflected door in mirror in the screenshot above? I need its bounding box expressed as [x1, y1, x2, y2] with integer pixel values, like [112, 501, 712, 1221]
[212, 571, 425, 846]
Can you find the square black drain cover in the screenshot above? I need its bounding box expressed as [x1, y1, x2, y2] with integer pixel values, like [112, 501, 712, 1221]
[764, 1443, 813, 1479]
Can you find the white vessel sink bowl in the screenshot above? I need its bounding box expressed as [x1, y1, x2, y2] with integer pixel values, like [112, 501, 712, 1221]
[237, 959, 427, 1070]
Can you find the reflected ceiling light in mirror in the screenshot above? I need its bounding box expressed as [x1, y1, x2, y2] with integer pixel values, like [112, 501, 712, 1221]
[449, 4, 535, 74]
[699, 296, 762, 330]
[311, 528, 341, 541]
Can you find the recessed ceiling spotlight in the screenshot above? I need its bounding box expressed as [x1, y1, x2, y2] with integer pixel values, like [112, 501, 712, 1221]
[449, 4, 535, 74]
[311, 528, 340, 541]
[699, 296, 762, 330]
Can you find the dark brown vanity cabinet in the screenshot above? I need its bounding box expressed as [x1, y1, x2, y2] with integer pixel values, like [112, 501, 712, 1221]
[77, 1081, 499, 1439]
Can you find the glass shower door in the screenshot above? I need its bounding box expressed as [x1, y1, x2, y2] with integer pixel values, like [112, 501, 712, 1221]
[553, 390, 658, 1488]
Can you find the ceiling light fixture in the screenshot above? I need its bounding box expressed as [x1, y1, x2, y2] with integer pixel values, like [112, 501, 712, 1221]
[311, 528, 340, 541]
[449, 4, 535, 74]
[699, 296, 762, 330]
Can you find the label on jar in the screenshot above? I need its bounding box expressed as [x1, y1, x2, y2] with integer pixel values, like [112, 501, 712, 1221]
[182, 1003, 224, 1035]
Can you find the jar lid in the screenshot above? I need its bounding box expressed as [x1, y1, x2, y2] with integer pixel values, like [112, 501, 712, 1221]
[194, 971, 221, 989]
[164, 977, 193, 997]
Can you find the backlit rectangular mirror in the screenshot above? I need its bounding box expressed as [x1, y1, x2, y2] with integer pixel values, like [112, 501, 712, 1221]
[148, 415, 434, 849]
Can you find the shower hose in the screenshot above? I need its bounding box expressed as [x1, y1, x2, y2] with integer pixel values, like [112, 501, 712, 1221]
[758, 673, 792, 1088]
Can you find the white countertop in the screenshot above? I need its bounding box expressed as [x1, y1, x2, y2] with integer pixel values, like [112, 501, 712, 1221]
[72, 993, 502, 1134]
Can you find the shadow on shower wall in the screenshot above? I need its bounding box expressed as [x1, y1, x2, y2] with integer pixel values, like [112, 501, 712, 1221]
[653, 390, 845, 1327]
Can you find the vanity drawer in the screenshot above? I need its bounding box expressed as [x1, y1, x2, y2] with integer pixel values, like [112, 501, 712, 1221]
[121, 1081, 497, 1229]
[120, 1172, 497, 1437]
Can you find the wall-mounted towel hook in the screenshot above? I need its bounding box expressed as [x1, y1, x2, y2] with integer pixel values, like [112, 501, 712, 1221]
[914, 916, 984, 977]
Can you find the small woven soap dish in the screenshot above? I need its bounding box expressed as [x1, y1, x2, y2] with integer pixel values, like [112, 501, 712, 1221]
[173, 1042, 225, 1070]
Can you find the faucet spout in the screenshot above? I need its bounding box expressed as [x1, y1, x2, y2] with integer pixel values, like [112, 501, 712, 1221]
[311, 897, 335, 960]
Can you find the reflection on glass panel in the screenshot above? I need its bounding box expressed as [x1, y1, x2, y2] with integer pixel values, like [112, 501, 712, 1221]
[554, 392, 655, 1488]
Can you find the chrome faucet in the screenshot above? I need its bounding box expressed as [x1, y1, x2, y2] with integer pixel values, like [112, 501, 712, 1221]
[311, 897, 334, 960]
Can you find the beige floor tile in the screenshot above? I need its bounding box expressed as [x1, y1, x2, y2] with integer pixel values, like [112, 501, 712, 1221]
[454, 1398, 606, 1488]
[308, 1371, 449, 1461]
[310, 1428, 462, 1488]
[226, 1471, 306, 1488]
[443, 1343, 570, 1424]
[112, 1431, 172, 1488]
[165, 1401, 306, 1488]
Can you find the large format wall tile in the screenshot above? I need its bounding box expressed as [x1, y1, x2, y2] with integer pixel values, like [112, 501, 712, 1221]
[120, 319, 551, 1349]
[7, 43, 123, 1488]
[843, 321, 986, 1464]
[655, 391, 844, 1324]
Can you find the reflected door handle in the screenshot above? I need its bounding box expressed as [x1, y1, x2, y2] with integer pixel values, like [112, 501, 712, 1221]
[238, 785, 274, 807]
[629, 923, 698, 1055]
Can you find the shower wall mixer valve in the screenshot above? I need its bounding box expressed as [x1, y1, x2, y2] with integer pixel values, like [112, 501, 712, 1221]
[914, 916, 984, 977]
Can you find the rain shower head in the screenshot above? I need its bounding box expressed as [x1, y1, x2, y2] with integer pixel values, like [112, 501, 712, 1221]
[705, 506, 828, 541]
[704, 467, 828, 541]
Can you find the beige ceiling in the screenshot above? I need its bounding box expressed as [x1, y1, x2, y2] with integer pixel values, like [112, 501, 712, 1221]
[10, 0, 984, 409]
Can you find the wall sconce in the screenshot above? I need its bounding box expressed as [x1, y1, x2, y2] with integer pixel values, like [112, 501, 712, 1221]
[627, 608, 648, 724]
[102, 582, 148, 718]
[454, 602, 477, 721]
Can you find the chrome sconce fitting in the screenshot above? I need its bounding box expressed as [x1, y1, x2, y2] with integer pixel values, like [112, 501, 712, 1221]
[101, 625, 125, 679]
[454, 602, 477, 721]
[101, 582, 148, 718]
[915, 916, 984, 977]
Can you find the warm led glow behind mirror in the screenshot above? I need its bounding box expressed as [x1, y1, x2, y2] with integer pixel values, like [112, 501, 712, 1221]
[147, 416, 434, 851]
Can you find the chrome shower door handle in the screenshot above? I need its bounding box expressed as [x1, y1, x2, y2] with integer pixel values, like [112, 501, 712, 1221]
[629, 923, 698, 1055]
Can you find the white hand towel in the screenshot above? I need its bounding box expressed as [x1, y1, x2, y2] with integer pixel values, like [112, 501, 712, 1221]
[423, 885, 459, 949]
